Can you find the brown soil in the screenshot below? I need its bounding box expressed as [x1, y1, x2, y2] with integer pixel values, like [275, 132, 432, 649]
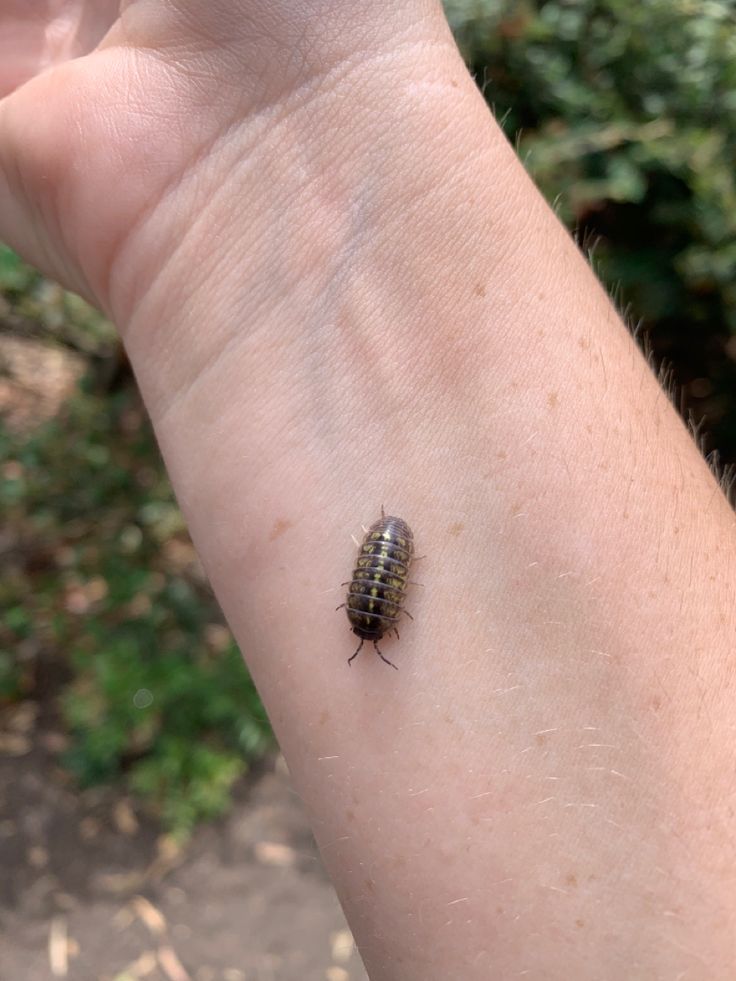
[0, 734, 367, 981]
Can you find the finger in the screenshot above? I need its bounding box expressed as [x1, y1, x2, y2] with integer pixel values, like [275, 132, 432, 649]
[70, 0, 121, 57]
[0, 0, 118, 96]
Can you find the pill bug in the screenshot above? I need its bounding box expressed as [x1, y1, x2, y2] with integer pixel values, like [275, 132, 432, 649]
[336, 511, 415, 670]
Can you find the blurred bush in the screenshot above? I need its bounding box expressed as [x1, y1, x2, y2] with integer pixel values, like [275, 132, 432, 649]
[0, 261, 271, 835]
[2, 0, 735, 831]
[447, 0, 736, 462]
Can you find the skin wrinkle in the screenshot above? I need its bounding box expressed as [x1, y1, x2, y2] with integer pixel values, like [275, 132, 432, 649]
[100, 54, 284, 316]
[114, 81, 368, 352]
[144, 114, 486, 455]
[119, 38, 465, 410]
[106, 22, 456, 323]
[133, 150, 348, 428]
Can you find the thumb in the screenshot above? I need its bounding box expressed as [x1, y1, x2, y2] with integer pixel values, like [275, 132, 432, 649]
[0, 0, 118, 97]
[0, 76, 97, 305]
[0, 1, 119, 305]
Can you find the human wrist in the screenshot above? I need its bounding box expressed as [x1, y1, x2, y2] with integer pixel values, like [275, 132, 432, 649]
[114, 22, 484, 418]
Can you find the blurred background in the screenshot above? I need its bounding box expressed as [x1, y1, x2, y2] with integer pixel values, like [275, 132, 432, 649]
[1, 1, 735, 978]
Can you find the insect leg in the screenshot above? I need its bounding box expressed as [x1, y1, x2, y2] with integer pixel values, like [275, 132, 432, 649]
[336, 603, 346, 612]
[374, 641, 398, 670]
[402, 609, 414, 621]
[348, 638, 364, 666]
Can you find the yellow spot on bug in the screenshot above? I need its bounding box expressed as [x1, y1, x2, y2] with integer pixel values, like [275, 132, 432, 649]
[343, 514, 416, 666]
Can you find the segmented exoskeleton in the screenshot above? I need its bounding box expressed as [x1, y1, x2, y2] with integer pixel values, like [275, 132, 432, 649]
[337, 513, 415, 670]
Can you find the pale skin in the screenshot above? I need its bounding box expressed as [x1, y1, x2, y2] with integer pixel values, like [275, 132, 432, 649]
[1, 2, 735, 977]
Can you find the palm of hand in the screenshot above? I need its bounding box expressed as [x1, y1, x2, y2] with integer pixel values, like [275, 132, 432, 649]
[0, 0, 327, 319]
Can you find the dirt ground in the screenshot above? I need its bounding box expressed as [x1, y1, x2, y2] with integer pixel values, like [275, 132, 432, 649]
[0, 730, 368, 981]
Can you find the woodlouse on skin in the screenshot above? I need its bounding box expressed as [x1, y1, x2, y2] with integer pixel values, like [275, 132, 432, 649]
[336, 511, 416, 670]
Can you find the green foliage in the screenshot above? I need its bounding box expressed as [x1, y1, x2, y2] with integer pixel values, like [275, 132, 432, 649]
[129, 740, 246, 836]
[446, 0, 736, 460]
[0, 242, 117, 353]
[0, 650, 23, 700]
[0, 245, 35, 293]
[1, 383, 271, 836]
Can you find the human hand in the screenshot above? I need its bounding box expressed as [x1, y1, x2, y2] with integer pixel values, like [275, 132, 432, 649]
[0, 0, 449, 319]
